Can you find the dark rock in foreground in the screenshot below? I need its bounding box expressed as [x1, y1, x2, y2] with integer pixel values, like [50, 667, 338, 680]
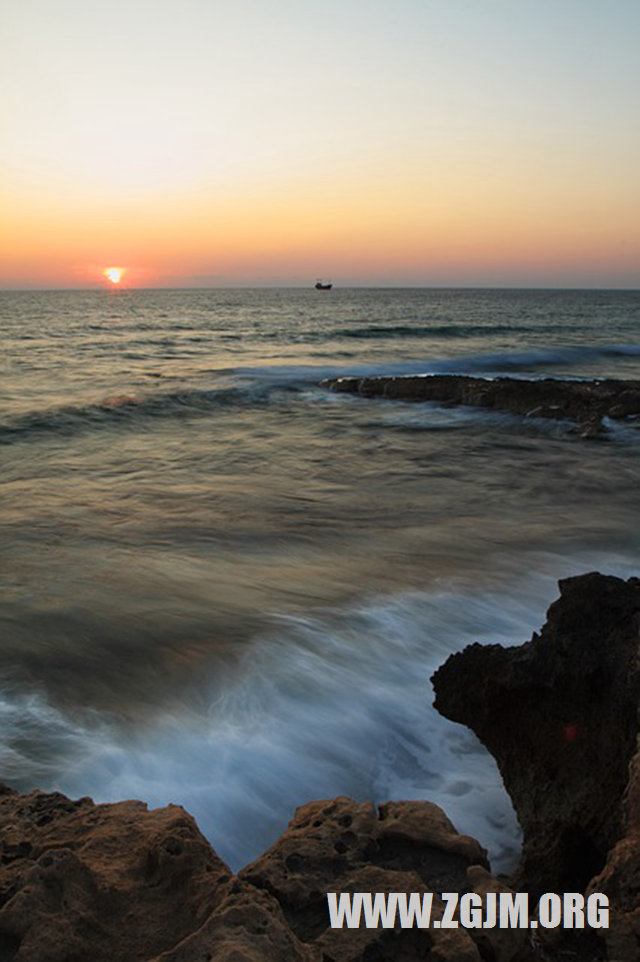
[324, 374, 640, 436]
[0, 790, 251, 962]
[0, 788, 529, 961]
[240, 797, 498, 962]
[433, 572, 640, 959]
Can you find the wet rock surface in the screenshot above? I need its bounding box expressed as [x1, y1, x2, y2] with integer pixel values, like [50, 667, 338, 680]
[323, 374, 640, 436]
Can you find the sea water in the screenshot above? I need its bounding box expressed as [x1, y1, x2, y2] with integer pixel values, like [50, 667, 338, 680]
[1, 287, 639, 871]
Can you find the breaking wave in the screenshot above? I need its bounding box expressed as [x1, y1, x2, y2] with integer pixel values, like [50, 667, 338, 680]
[0, 381, 301, 444]
[3, 555, 637, 873]
[3, 342, 638, 445]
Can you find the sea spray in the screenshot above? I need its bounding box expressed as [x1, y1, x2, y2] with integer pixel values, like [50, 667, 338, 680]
[2, 560, 637, 872]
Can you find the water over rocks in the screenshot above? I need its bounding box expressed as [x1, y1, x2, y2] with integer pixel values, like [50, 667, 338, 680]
[1, 573, 639, 959]
[323, 374, 640, 437]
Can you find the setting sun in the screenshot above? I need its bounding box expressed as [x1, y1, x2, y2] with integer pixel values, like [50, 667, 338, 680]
[104, 267, 124, 284]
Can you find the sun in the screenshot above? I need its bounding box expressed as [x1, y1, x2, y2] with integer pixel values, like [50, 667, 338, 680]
[103, 267, 125, 284]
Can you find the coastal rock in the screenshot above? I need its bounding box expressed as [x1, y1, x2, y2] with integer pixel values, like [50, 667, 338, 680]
[0, 786, 234, 962]
[241, 797, 492, 961]
[323, 374, 640, 434]
[150, 879, 316, 962]
[432, 572, 640, 896]
[432, 572, 640, 959]
[586, 737, 640, 961]
[0, 785, 538, 961]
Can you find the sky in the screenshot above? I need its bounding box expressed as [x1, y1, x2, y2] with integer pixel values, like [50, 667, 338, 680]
[2, 0, 639, 289]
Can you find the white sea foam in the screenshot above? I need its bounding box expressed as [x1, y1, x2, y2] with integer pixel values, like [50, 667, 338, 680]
[2, 554, 638, 874]
[230, 340, 640, 386]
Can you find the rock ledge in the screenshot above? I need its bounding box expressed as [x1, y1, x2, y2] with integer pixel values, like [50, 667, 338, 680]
[324, 374, 640, 437]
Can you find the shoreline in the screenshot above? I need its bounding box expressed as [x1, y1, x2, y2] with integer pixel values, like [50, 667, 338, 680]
[1, 573, 638, 960]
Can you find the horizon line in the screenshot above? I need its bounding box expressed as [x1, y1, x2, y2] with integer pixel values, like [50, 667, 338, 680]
[2, 284, 640, 294]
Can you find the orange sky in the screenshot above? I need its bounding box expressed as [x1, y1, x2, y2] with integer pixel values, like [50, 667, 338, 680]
[3, 0, 639, 288]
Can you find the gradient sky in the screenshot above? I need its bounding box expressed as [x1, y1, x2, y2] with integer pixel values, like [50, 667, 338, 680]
[2, 0, 639, 288]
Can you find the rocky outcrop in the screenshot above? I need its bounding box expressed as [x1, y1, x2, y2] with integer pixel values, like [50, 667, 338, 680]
[433, 572, 640, 960]
[0, 786, 536, 962]
[240, 797, 503, 962]
[588, 737, 640, 960]
[0, 786, 299, 962]
[323, 374, 640, 436]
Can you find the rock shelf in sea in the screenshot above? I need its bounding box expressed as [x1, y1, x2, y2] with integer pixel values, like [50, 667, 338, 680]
[1, 573, 639, 960]
[323, 373, 640, 437]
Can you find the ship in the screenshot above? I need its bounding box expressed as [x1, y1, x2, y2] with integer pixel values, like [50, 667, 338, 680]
[314, 280, 332, 290]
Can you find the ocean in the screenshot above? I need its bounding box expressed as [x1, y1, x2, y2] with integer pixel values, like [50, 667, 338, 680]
[2, 287, 639, 872]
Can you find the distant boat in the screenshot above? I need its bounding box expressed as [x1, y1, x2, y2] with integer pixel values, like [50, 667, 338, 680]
[315, 280, 332, 290]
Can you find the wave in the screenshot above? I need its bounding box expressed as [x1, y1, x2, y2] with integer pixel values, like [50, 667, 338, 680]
[4, 342, 638, 444]
[231, 342, 640, 383]
[0, 580, 538, 873]
[0, 380, 301, 445]
[159, 342, 640, 383]
[430, 343, 640, 375]
[324, 323, 520, 340]
[4, 553, 638, 873]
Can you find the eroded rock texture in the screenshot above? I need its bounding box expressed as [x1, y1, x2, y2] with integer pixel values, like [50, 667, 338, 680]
[588, 737, 640, 960]
[0, 788, 536, 962]
[433, 572, 640, 960]
[0, 786, 262, 962]
[241, 796, 500, 962]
